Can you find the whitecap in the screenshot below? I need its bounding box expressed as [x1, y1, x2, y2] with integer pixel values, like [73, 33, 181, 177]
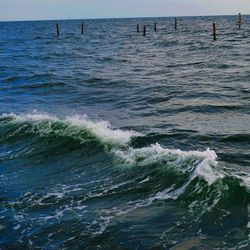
[113, 143, 224, 185]
[0, 112, 142, 146]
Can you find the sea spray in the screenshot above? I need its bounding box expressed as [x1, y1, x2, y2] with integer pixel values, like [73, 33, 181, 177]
[0, 112, 142, 146]
[112, 143, 224, 185]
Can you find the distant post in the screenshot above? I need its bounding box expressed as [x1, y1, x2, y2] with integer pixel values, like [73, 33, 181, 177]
[154, 22, 157, 32]
[137, 24, 139, 32]
[239, 13, 242, 29]
[56, 23, 60, 36]
[213, 22, 217, 41]
[175, 18, 177, 30]
[143, 24, 146, 36]
[81, 23, 84, 35]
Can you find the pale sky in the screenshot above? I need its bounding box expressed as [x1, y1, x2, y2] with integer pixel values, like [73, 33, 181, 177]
[0, 0, 250, 21]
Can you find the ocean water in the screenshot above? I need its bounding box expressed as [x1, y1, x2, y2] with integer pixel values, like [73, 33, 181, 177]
[0, 16, 250, 249]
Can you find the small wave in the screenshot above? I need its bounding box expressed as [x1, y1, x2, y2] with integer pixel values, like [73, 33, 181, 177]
[0, 112, 141, 147]
[3, 76, 20, 83]
[113, 143, 223, 185]
[221, 133, 250, 143]
[112, 143, 250, 208]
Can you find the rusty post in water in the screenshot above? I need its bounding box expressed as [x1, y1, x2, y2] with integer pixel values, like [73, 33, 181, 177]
[143, 24, 146, 36]
[81, 23, 84, 35]
[239, 13, 242, 29]
[175, 18, 177, 30]
[56, 23, 60, 36]
[213, 22, 217, 41]
[154, 22, 157, 32]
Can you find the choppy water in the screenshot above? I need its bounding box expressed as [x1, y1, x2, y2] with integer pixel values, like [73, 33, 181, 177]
[0, 16, 250, 249]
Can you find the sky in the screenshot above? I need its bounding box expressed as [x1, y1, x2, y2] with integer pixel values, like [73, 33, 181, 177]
[0, 0, 250, 21]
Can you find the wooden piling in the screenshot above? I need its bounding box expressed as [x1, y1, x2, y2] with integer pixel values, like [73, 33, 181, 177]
[154, 22, 157, 32]
[239, 13, 242, 29]
[143, 24, 146, 36]
[56, 23, 60, 36]
[137, 24, 139, 32]
[175, 18, 177, 30]
[213, 22, 217, 41]
[81, 23, 84, 35]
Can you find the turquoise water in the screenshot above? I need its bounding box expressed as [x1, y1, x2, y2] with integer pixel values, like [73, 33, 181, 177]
[0, 16, 250, 249]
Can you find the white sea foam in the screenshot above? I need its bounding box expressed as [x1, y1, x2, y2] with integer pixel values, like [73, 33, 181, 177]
[0, 112, 141, 146]
[65, 114, 142, 146]
[113, 143, 224, 185]
[237, 174, 250, 190]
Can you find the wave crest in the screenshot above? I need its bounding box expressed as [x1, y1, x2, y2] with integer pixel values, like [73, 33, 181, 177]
[113, 143, 223, 185]
[0, 112, 141, 146]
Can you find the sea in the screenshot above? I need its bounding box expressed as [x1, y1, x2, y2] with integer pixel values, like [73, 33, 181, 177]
[0, 15, 250, 249]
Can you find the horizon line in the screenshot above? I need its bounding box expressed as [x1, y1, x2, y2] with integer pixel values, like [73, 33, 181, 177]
[0, 13, 248, 23]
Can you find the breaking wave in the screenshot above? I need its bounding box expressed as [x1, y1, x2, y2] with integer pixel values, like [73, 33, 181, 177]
[0, 112, 250, 245]
[1, 112, 249, 190]
[0, 112, 141, 146]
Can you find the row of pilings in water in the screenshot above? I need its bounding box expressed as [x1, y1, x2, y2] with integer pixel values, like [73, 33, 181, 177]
[138, 17, 178, 36]
[55, 13, 244, 41]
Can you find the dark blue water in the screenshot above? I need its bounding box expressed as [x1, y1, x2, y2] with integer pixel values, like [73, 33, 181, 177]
[0, 16, 250, 249]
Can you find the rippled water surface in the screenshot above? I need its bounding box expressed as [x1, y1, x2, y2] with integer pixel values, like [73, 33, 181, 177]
[0, 16, 250, 249]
